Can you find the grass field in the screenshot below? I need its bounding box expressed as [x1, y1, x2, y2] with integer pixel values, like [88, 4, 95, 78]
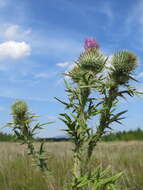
[0, 141, 142, 190]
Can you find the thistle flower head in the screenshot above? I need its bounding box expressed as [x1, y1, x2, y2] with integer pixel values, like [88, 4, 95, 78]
[11, 100, 29, 126]
[111, 51, 137, 84]
[12, 100, 28, 115]
[68, 40, 104, 83]
[84, 38, 99, 50]
[112, 51, 137, 73]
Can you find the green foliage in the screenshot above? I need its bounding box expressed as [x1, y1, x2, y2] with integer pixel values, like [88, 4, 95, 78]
[102, 128, 143, 141]
[1, 128, 143, 142]
[0, 132, 15, 141]
[76, 166, 123, 190]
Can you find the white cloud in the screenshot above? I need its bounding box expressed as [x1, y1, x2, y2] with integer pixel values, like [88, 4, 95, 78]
[56, 61, 76, 85]
[0, 41, 31, 60]
[4, 25, 19, 39]
[57, 61, 75, 70]
[137, 72, 143, 78]
[30, 30, 82, 58]
[0, 0, 8, 8]
[105, 55, 113, 68]
[65, 63, 76, 80]
[47, 115, 57, 121]
[34, 73, 51, 79]
[0, 106, 5, 111]
[56, 62, 70, 67]
[4, 24, 31, 40]
[125, 1, 143, 36]
[67, 62, 76, 71]
[34, 71, 57, 79]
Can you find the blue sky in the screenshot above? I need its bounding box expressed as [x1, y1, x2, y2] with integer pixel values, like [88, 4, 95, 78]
[0, 0, 143, 137]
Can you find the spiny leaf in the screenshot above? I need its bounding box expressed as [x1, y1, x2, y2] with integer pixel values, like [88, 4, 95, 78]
[54, 97, 69, 106]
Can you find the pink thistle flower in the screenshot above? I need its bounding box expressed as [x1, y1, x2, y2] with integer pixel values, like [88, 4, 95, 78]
[84, 38, 99, 49]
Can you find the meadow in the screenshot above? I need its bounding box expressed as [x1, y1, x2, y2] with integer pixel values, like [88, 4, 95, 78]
[1, 38, 140, 190]
[0, 141, 142, 190]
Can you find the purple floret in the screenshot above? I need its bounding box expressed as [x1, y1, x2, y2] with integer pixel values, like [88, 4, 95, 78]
[84, 38, 99, 49]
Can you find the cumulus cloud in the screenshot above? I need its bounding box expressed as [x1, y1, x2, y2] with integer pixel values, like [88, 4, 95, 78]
[4, 24, 31, 40]
[0, 41, 31, 60]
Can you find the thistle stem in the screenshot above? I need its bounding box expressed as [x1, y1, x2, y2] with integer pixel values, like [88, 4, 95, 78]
[72, 88, 88, 189]
[87, 86, 118, 161]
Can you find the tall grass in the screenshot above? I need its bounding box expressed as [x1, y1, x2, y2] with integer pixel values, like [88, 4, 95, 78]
[0, 141, 142, 190]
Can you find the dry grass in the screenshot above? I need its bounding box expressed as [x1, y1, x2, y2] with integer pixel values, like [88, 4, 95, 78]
[0, 141, 142, 190]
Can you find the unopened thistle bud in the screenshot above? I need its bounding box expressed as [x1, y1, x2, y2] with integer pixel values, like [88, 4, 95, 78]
[111, 51, 137, 84]
[112, 51, 137, 73]
[12, 100, 28, 115]
[11, 100, 29, 126]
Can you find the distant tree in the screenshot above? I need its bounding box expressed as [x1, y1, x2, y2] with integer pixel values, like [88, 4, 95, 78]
[102, 128, 143, 141]
[0, 132, 15, 141]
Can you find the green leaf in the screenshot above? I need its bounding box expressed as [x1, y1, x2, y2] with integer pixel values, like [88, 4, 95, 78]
[109, 110, 127, 124]
[54, 97, 69, 106]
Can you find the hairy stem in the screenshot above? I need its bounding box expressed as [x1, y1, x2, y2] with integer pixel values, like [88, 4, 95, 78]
[87, 86, 118, 161]
[27, 139, 35, 155]
[72, 88, 89, 189]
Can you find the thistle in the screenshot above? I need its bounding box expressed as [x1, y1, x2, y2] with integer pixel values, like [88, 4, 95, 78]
[57, 38, 140, 189]
[8, 100, 51, 172]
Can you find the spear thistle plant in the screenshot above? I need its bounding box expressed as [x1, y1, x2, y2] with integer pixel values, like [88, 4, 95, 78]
[57, 38, 139, 189]
[8, 100, 51, 173]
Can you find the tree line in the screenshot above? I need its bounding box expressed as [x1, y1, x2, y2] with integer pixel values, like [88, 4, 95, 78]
[1, 128, 143, 142]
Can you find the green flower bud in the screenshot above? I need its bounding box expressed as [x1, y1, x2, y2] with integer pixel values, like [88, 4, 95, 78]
[12, 100, 28, 115]
[111, 51, 137, 84]
[78, 49, 104, 72]
[112, 51, 137, 73]
[11, 100, 29, 126]
[69, 49, 105, 83]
